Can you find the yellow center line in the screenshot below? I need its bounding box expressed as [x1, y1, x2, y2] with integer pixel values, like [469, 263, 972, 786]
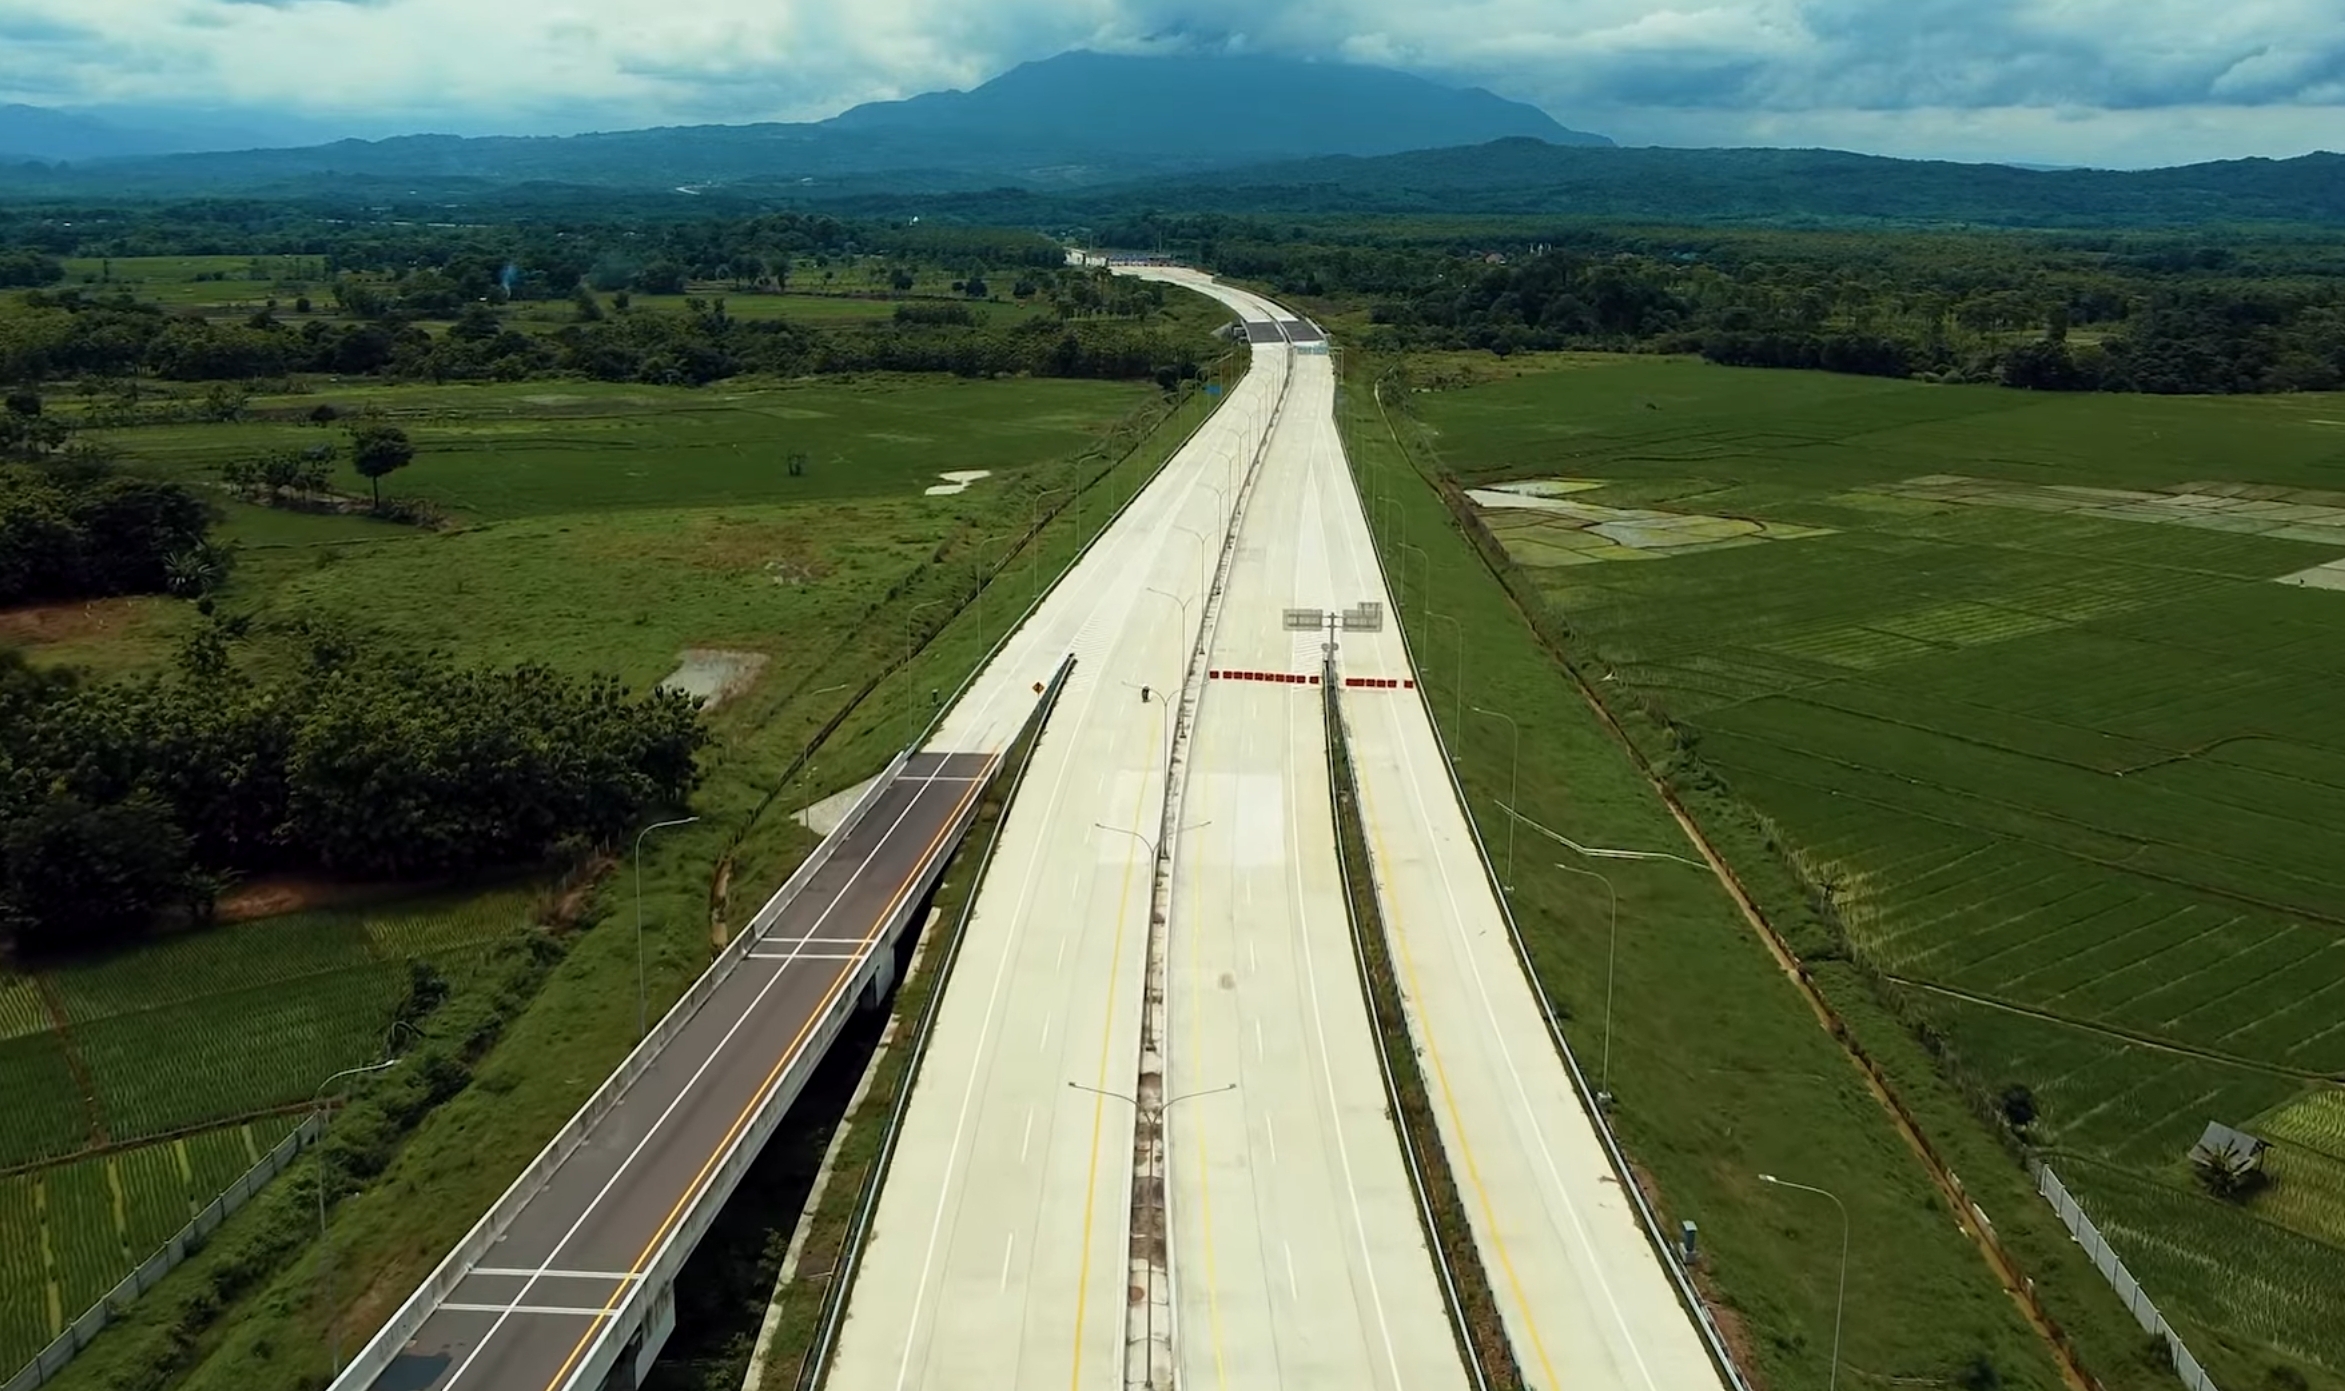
[1067, 727, 1158, 1391]
[533, 761, 995, 1391]
[1357, 735, 1564, 1391]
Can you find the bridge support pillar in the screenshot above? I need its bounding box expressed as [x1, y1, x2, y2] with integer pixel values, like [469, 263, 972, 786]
[860, 940, 897, 1010]
[600, 1280, 676, 1391]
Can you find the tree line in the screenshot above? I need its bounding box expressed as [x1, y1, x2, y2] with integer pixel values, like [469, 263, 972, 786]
[1181, 217, 2345, 394]
[0, 279, 1200, 389]
[0, 629, 707, 958]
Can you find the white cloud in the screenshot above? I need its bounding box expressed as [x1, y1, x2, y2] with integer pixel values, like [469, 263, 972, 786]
[0, 0, 2338, 162]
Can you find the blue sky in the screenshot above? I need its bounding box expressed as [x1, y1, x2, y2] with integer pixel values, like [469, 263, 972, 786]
[1, 0, 2340, 166]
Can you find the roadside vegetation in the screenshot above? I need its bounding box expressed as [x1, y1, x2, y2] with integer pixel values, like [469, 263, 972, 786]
[1352, 348, 2345, 1390]
[1336, 355, 2113, 1391]
[1, 348, 1236, 1387]
[0, 202, 1239, 1381]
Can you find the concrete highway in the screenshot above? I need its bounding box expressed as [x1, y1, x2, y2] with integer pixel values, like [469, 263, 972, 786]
[338, 264, 1722, 1391]
[823, 309, 1292, 1391]
[1291, 339, 1731, 1391]
[1163, 283, 1470, 1391]
[355, 751, 994, 1391]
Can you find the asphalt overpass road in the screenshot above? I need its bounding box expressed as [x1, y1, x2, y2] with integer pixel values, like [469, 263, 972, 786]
[362, 752, 994, 1391]
[823, 327, 1290, 1391]
[1294, 340, 1730, 1391]
[1166, 292, 1468, 1391]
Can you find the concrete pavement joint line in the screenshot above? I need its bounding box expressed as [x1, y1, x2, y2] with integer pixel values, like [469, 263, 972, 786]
[1314, 371, 1565, 1386]
[822, 325, 1267, 1389]
[442, 1305, 614, 1318]
[1331, 371, 1695, 1387]
[1181, 791, 1230, 1391]
[847, 397, 1246, 1391]
[521, 766, 996, 1391]
[1321, 670, 1490, 1391]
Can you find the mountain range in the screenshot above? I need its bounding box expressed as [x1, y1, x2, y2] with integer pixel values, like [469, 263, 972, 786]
[1096, 139, 2345, 226]
[3, 50, 2340, 228]
[0, 51, 1608, 194]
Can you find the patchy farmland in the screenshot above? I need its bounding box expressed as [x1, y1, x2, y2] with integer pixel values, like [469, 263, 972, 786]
[1411, 354, 2345, 1386]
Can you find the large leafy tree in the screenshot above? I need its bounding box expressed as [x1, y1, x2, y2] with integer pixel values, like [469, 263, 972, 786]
[348, 424, 416, 509]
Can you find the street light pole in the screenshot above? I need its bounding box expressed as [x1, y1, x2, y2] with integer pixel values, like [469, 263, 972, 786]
[1030, 487, 1072, 604]
[314, 1057, 400, 1374]
[1199, 480, 1228, 538]
[635, 815, 700, 1041]
[1429, 611, 1463, 736]
[1145, 587, 1193, 694]
[1471, 705, 1520, 888]
[1173, 522, 1211, 596]
[1760, 1173, 1849, 1391]
[904, 597, 950, 747]
[1094, 820, 1210, 868]
[1067, 1079, 1237, 1118]
[1399, 542, 1429, 612]
[1095, 821, 1158, 865]
[1069, 1079, 1234, 1391]
[1552, 860, 1621, 1097]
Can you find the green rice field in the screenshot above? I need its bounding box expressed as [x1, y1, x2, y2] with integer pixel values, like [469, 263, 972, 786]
[0, 1117, 302, 1368]
[1410, 354, 2345, 1383]
[0, 891, 532, 1370]
[88, 375, 1157, 522]
[0, 891, 533, 1174]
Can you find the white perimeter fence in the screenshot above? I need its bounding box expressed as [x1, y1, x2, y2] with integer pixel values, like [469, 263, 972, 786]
[2029, 1160, 2217, 1391]
[7, 1111, 327, 1391]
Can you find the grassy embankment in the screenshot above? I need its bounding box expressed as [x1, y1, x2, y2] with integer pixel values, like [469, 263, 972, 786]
[1337, 353, 2205, 1391]
[11, 343, 1238, 1386]
[1380, 353, 2345, 1390]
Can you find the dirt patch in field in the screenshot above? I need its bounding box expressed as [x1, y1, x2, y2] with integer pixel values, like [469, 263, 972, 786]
[678, 515, 835, 582]
[924, 469, 993, 496]
[0, 596, 152, 647]
[2279, 560, 2345, 591]
[1882, 474, 2345, 549]
[1467, 481, 1832, 566]
[213, 877, 383, 923]
[661, 649, 770, 709]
